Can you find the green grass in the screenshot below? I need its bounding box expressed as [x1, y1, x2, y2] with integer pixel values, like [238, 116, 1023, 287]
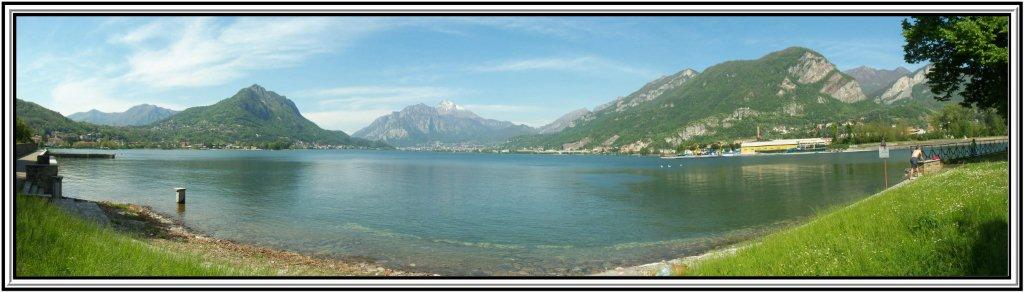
[15, 195, 267, 276]
[688, 161, 1009, 276]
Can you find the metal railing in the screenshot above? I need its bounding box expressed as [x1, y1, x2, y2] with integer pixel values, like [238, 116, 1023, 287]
[921, 138, 1009, 162]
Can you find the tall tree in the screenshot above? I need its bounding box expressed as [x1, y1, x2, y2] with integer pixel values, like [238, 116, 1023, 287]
[902, 16, 1009, 117]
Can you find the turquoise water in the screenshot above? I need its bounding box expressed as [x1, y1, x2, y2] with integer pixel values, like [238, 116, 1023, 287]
[54, 149, 909, 275]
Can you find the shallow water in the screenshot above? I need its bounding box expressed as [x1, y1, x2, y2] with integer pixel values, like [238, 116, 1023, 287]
[54, 149, 909, 275]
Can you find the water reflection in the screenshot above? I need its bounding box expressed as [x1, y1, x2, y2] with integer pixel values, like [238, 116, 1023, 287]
[57, 149, 910, 275]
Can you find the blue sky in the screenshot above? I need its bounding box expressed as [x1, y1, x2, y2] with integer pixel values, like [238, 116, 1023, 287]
[16, 16, 923, 133]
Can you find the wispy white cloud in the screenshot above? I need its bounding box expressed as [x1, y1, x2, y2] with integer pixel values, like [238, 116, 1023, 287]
[470, 56, 659, 79]
[50, 78, 132, 115]
[450, 17, 615, 40]
[110, 20, 168, 45]
[38, 17, 392, 115]
[120, 17, 388, 88]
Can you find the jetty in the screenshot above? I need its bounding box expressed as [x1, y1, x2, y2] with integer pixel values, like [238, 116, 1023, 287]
[48, 152, 115, 159]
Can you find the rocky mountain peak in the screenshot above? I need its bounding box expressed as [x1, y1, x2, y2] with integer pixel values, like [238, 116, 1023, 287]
[680, 68, 698, 78]
[876, 64, 934, 104]
[778, 48, 867, 103]
[437, 100, 465, 113]
[245, 84, 268, 94]
[354, 102, 535, 147]
[595, 67, 700, 113]
[788, 51, 836, 84]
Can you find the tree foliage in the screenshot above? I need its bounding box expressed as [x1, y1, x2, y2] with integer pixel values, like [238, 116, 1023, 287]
[15, 117, 33, 143]
[902, 16, 1009, 117]
[929, 104, 1006, 139]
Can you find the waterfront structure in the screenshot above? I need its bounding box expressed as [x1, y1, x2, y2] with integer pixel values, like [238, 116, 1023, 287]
[740, 138, 830, 155]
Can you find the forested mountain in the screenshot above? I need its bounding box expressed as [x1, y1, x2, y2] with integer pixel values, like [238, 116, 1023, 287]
[17, 98, 98, 135]
[508, 47, 949, 152]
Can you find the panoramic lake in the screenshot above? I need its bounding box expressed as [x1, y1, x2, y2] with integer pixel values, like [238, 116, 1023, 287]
[54, 149, 910, 275]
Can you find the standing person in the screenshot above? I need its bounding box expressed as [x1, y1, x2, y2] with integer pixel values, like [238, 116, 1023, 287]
[971, 138, 978, 157]
[910, 146, 923, 179]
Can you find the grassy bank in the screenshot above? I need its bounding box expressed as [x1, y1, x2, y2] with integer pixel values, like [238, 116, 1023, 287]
[687, 161, 1009, 276]
[15, 195, 256, 276]
[15, 195, 423, 277]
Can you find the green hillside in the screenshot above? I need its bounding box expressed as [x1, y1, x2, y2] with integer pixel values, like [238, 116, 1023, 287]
[150, 84, 386, 148]
[509, 47, 949, 151]
[15, 85, 390, 149]
[15, 99, 161, 144]
[16, 98, 95, 135]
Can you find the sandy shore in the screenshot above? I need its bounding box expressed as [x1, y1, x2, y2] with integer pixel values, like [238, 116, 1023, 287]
[94, 201, 436, 276]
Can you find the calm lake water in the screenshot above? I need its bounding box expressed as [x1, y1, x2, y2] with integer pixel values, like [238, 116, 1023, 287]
[54, 149, 910, 275]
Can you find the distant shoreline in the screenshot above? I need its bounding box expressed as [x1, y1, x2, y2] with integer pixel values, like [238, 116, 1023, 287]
[45, 136, 1008, 157]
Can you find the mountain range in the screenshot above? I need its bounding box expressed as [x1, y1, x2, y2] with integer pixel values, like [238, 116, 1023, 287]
[18, 47, 954, 152]
[353, 100, 535, 147]
[17, 84, 390, 149]
[508, 47, 950, 152]
[68, 104, 178, 126]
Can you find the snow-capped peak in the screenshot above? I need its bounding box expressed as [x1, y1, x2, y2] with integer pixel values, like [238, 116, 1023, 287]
[437, 100, 464, 112]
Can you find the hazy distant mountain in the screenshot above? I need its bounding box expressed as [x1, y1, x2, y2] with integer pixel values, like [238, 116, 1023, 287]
[843, 66, 911, 97]
[354, 100, 536, 147]
[68, 104, 178, 126]
[537, 108, 591, 134]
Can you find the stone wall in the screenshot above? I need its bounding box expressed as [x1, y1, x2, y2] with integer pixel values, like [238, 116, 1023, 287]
[25, 163, 58, 195]
[15, 143, 37, 159]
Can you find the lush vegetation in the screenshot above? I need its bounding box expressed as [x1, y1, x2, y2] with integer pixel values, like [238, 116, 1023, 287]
[508, 47, 949, 151]
[688, 161, 1008, 276]
[15, 117, 33, 143]
[903, 16, 1009, 117]
[15, 85, 392, 150]
[15, 195, 260, 276]
[824, 103, 1006, 147]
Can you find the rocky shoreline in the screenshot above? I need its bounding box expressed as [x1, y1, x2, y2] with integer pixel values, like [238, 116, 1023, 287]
[92, 200, 435, 277]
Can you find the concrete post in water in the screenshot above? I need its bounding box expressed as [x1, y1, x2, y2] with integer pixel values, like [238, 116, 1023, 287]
[175, 188, 186, 204]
